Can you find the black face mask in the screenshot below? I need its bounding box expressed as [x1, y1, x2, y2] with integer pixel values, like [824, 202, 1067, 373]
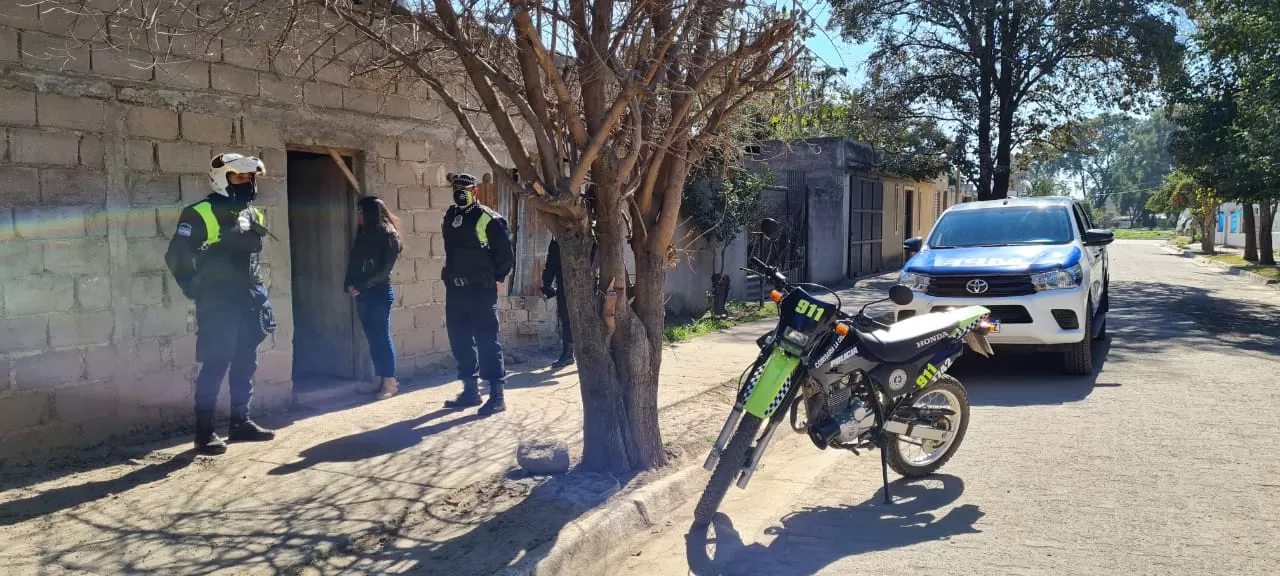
[453, 188, 474, 207]
[229, 181, 257, 204]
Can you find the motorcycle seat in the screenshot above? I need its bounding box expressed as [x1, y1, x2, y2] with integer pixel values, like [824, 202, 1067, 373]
[857, 313, 959, 363]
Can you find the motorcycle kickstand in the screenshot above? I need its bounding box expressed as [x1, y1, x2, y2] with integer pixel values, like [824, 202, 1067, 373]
[879, 442, 892, 505]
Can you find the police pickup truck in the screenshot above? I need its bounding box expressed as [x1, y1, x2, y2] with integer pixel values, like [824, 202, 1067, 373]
[894, 197, 1114, 375]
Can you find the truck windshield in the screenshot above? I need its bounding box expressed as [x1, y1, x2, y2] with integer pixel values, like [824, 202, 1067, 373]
[928, 205, 1075, 248]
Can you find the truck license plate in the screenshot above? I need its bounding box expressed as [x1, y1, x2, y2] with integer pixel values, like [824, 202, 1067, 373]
[989, 320, 1001, 333]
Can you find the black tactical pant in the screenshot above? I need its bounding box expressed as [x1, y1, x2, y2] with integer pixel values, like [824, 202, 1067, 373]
[194, 296, 268, 417]
[445, 283, 506, 384]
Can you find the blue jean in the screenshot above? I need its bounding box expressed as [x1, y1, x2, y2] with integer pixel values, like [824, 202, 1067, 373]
[356, 283, 397, 378]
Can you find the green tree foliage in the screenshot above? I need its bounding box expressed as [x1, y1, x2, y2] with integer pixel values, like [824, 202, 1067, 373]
[829, 0, 1185, 200]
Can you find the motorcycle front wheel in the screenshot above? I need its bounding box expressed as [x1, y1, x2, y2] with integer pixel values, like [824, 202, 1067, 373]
[692, 413, 763, 527]
[885, 375, 970, 477]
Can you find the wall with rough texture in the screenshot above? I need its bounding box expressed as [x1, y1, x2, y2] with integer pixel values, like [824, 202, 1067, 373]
[0, 6, 558, 463]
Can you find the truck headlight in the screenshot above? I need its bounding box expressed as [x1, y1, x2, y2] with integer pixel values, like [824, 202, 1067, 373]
[1031, 263, 1083, 291]
[899, 272, 931, 292]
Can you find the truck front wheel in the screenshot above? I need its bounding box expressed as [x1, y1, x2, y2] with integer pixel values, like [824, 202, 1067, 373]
[1063, 301, 1095, 375]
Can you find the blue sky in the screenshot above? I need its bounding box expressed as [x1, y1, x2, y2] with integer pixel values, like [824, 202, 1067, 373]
[801, 3, 873, 87]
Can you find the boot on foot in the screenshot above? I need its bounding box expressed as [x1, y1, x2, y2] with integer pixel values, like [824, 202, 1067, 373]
[478, 381, 506, 416]
[195, 413, 227, 455]
[444, 379, 483, 408]
[376, 377, 399, 400]
[228, 418, 276, 442]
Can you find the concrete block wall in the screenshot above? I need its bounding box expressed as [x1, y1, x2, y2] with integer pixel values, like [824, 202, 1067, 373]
[0, 7, 557, 463]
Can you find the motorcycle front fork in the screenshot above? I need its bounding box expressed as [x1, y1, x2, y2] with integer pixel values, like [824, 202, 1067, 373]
[703, 387, 797, 490]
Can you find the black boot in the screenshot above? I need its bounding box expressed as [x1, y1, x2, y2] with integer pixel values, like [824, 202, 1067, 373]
[195, 412, 227, 455]
[550, 341, 575, 369]
[228, 406, 276, 442]
[478, 381, 506, 416]
[444, 379, 483, 408]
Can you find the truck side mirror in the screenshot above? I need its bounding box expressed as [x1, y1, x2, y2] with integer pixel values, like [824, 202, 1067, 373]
[904, 237, 923, 253]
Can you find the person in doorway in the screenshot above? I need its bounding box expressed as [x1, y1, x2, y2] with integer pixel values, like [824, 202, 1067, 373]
[165, 153, 278, 456]
[440, 172, 514, 415]
[345, 196, 404, 400]
[540, 238, 573, 369]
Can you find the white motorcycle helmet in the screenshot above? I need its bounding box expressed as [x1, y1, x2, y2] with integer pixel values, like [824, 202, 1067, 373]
[208, 152, 266, 197]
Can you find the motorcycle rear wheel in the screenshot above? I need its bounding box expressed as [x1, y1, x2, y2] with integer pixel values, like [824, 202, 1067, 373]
[692, 413, 763, 527]
[885, 375, 970, 478]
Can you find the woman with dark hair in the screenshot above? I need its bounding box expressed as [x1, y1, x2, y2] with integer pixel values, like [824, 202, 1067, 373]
[345, 196, 404, 399]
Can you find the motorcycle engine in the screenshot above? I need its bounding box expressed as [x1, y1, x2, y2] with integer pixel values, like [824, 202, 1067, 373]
[832, 399, 876, 444]
[809, 375, 878, 447]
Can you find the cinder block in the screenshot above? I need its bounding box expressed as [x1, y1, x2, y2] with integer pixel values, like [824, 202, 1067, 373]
[431, 234, 446, 258]
[402, 235, 432, 259]
[0, 167, 39, 206]
[14, 205, 86, 239]
[133, 369, 194, 409]
[85, 206, 107, 237]
[0, 241, 43, 279]
[77, 275, 112, 311]
[211, 64, 259, 96]
[40, 168, 107, 204]
[180, 175, 209, 203]
[39, 6, 106, 41]
[398, 141, 428, 162]
[429, 187, 453, 209]
[127, 173, 181, 204]
[375, 138, 397, 159]
[169, 334, 197, 366]
[126, 107, 179, 140]
[4, 274, 75, 315]
[80, 135, 104, 169]
[22, 33, 91, 73]
[154, 60, 210, 90]
[242, 121, 282, 147]
[303, 82, 343, 109]
[37, 93, 103, 131]
[221, 44, 270, 71]
[0, 27, 16, 63]
[130, 274, 165, 306]
[0, 209, 12, 242]
[125, 207, 158, 237]
[0, 88, 36, 127]
[157, 204, 183, 239]
[0, 391, 50, 435]
[157, 141, 211, 174]
[0, 315, 49, 353]
[134, 306, 189, 338]
[44, 238, 110, 275]
[50, 310, 115, 347]
[415, 258, 442, 282]
[382, 95, 411, 118]
[52, 381, 119, 423]
[414, 209, 444, 234]
[342, 88, 382, 114]
[126, 139, 155, 171]
[90, 47, 154, 81]
[383, 160, 418, 186]
[259, 74, 303, 103]
[126, 237, 169, 273]
[134, 338, 166, 373]
[397, 186, 431, 209]
[401, 282, 432, 307]
[413, 305, 445, 330]
[400, 329, 434, 356]
[313, 60, 351, 86]
[15, 350, 84, 391]
[180, 112, 234, 144]
[10, 129, 80, 165]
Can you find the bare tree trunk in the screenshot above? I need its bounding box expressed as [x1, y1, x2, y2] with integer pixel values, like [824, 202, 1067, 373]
[976, 21, 996, 201]
[1259, 200, 1276, 266]
[992, 5, 1017, 200]
[1200, 213, 1216, 254]
[1242, 203, 1258, 261]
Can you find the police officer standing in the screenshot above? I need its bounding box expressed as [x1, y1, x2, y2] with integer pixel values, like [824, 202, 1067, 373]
[441, 173, 515, 415]
[165, 153, 278, 455]
[540, 239, 573, 369]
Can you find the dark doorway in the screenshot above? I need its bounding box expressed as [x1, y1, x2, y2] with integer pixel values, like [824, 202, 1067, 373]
[286, 150, 363, 390]
[904, 189, 915, 240]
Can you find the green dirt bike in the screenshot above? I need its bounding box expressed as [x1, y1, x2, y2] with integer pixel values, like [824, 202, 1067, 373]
[694, 219, 995, 527]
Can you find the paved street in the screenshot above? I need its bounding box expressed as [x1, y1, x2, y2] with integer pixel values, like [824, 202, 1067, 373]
[613, 240, 1280, 576]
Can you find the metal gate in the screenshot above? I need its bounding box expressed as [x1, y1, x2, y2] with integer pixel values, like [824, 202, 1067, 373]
[848, 174, 884, 278]
[746, 174, 809, 301]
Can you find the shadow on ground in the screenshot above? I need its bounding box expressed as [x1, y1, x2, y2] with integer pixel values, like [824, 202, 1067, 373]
[0, 452, 197, 528]
[684, 475, 978, 576]
[266, 409, 485, 475]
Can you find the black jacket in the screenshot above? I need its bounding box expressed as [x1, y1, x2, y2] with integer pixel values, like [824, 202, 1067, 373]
[345, 225, 402, 291]
[541, 238, 598, 290]
[442, 203, 514, 286]
[165, 193, 266, 303]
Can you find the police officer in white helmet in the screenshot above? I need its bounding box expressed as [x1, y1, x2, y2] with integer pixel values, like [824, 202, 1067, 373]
[165, 153, 278, 455]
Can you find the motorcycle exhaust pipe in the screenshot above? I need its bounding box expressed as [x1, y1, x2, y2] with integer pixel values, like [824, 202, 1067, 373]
[735, 418, 781, 489]
[883, 419, 952, 443]
[703, 404, 746, 471]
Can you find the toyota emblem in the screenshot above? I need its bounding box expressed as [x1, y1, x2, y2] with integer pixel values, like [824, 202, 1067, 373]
[965, 279, 989, 295]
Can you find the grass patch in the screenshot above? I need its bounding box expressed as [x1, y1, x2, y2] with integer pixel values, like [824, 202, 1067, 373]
[664, 300, 778, 343]
[1204, 254, 1280, 280]
[1174, 236, 1193, 248]
[1113, 228, 1176, 240]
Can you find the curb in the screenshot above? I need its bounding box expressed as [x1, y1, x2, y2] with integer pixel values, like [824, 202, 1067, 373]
[497, 464, 708, 576]
[1160, 243, 1280, 288]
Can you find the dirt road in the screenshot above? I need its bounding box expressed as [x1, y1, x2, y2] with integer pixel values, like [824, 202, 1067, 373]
[614, 240, 1280, 576]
